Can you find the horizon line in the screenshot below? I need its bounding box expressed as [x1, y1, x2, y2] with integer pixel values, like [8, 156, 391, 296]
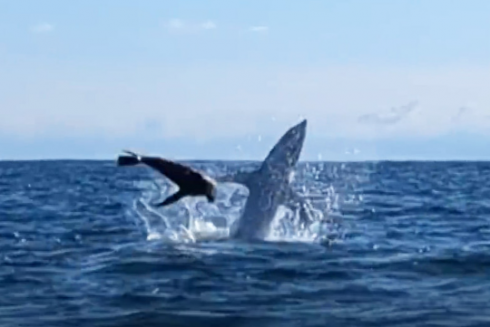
[2, 157, 490, 163]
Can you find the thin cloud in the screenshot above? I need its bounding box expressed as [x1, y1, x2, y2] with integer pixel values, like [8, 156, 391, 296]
[450, 105, 489, 128]
[31, 23, 54, 33]
[3, 65, 490, 143]
[167, 18, 185, 30]
[358, 101, 418, 125]
[201, 20, 217, 30]
[165, 18, 217, 33]
[451, 106, 469, 122]
[249, 26, 269, 32]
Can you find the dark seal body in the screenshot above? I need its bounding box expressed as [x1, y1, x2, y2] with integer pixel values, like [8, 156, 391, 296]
[117, 150, 216, 207]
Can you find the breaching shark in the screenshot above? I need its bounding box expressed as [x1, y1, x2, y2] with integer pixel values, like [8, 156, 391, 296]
[216, 119, 313, 241]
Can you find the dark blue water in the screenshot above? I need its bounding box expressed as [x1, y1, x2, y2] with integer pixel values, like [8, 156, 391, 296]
[1, 160, 489, 327]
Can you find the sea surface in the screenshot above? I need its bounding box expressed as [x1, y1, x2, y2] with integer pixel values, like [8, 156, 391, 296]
[1, 160, 489, 327]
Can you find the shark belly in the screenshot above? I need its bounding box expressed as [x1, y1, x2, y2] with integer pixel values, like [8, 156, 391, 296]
[215, 118, 310, 241]
[232, 181, 285, 240]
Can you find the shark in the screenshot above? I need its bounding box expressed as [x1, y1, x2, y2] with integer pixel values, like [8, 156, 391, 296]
[216, 119, 313, 241]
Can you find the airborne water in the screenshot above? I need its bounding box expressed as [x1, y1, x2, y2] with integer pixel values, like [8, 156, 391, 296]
[0, 160, 489, 327]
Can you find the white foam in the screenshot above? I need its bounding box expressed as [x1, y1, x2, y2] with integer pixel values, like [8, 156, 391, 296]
[129, 174, 344, 245]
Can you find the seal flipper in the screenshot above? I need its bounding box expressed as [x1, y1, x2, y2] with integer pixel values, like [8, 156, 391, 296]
[153, 190, 186, 207]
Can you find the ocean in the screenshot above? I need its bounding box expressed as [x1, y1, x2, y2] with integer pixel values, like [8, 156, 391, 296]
[0, 160, 489, 327]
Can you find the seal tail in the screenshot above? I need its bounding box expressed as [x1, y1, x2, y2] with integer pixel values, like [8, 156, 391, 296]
[117, 150, 142, 166]
[117, 155, 140, 166]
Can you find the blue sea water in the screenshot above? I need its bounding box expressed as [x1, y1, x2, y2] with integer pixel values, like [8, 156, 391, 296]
[1, 160, 489, 327]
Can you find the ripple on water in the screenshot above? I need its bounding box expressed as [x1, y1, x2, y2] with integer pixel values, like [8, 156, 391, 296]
[0, 160, 489, 326]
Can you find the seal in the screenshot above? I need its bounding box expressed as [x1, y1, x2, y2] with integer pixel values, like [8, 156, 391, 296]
[117, 150, 216, 207]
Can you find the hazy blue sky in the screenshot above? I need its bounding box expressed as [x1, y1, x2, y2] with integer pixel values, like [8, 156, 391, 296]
[1, 0, 490, 160]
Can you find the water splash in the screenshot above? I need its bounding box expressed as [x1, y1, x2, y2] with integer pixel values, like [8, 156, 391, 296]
[129, 163, 359, 244]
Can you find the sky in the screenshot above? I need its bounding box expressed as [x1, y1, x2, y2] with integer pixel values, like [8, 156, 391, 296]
[1, 0, 490, 161]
